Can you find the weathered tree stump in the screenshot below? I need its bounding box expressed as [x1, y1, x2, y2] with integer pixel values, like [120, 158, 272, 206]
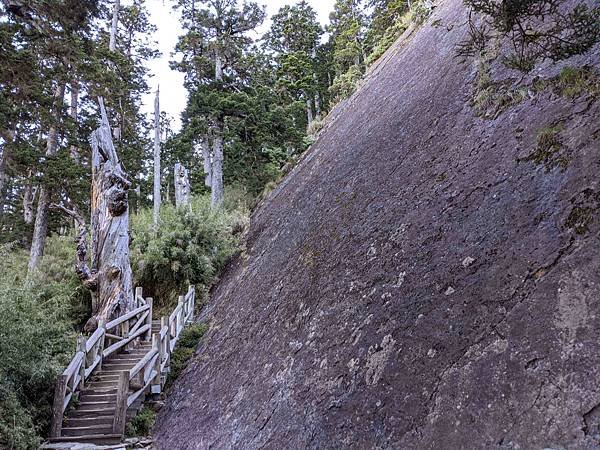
[86, 97, 134, 331]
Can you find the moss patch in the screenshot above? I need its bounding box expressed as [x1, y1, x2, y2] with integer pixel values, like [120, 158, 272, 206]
[566, 207, 595, 235]
[524, 125, 569, 171]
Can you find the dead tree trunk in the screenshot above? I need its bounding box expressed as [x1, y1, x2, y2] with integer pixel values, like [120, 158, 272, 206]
[174, 163, 191, 209]
[153, 88, 161, 227]
[210, 125, 224, 209]
[22, 172, 36, 224]
[86, 97, 134, 331]
[200, 138, 212, 188]
[28, 82, 65, 274]
[109, 0, 120, 52]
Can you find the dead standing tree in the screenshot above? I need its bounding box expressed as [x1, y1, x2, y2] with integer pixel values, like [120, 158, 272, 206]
[174, 163, 191, 209]
[57, 98, 134, 331]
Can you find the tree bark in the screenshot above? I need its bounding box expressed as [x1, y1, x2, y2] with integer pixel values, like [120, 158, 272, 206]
[200, 138, 212, 188]
[174, 163, 191, 209]
[210, 125, 224, 208]
[22, 171, 36, 224]
[215, 48, 223, 82]
[109, 0, 120, 52]
[306, 96, 314, 124]
[69, 80, 80, 162]
[153, 88, 161, 227]
[87, 97, 134, 331]
[28, 82, 65, 274]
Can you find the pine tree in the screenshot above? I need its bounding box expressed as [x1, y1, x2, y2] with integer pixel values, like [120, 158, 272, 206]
[266, 1, 323, 128]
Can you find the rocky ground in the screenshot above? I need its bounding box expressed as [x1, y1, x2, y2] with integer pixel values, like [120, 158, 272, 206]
[153, 0, 600, 448]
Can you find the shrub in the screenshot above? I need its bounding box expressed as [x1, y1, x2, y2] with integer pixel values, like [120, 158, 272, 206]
[0, 242, 77, 449]
[165, 323, 208, 390]
[125, 406, 156, 437]
[130, 192, 248, 312]
[459, 1, 600, 71]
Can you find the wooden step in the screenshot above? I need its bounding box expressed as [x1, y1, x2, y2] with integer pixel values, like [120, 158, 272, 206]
[48, 434, 122, 445]
[76, 401, 116, 411]
[64, 415, 114, 427]
[61, 424, 114, 437]
[79, 392, 117, 402]
[81, 387, 117, 395]
[70, 407, 115, 417]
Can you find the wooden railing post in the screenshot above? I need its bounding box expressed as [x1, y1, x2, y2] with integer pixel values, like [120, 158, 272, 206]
[121, 317, 130, 351]
[135, 287, 143, 307]
[76, 335, 85, 390]
[189, 285, 195, 322]
[145, 297, 153, 341]
[151, 333, 161, 393]
[50, 374, 68, 437]
[113, 371, 130, 434]
[177, 295, 184, 335]
[98, 320, 105, 372]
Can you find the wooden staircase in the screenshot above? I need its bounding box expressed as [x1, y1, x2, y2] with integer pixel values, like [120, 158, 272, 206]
[47, 287, 194, 446]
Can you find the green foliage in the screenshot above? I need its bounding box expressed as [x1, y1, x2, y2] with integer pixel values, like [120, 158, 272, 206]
[459, 0, 600, 71]
[526, 124, 569, 171]
[0, 242, 77, 449]
[130, 193, 248, 311]
[165, 323, 208, 390]
[125, 406, 156, 437]
[554, 66, 600, 98]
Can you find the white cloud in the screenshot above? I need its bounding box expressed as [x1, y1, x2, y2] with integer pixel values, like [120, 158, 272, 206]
[142, 0, 335, 132]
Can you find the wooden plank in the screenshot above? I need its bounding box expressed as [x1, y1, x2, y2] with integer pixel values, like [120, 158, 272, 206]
[85, 327, 105, 353]
[50, 374, 68, 437]
[127, 368, 157, 407]
[129, 347, 158, 380]
[128, 310, 149, 336]
[105, 304, 149, 332]
[63, 352, 84, 379]
[113, 371, 129, 434]
[105, 332, 123, 341]
[84, 354, 102, 378]
[103, 324, 150, 358]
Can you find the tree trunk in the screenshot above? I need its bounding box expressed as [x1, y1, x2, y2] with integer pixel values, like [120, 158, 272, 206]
[210, 125, 224, 208]
[174, 163, 191, 209]
[69, 80, 80, 162]
[22, 172, 36, 225]
[109, 0, 120, 52]
[87, 97, 134, 331]
[215, 49, 223, 82]
[306, 97, 314, 124]
[200, 138, 212, 188]
[28, 82, 65, 274]
[153, 88, 161, 227]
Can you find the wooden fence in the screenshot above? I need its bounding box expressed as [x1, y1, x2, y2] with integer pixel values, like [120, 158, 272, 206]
[50, 285, 195, 437]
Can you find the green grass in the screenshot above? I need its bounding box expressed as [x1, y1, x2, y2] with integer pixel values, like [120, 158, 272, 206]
[165, 323, 208, 390]
[125, 406, 156, 437]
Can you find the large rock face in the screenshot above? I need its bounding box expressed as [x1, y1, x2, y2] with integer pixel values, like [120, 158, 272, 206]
[154, 1, 600, 448]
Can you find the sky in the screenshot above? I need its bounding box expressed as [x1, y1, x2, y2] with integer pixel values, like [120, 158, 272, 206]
[143, 0, 336, 132]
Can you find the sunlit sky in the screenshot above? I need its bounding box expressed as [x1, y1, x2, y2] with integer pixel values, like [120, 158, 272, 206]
[142, 0, 336, 132]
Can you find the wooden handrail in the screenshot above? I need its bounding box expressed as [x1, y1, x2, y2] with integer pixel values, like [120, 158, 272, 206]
[51, 285, 196, 438]
[105, 304, 150, 331]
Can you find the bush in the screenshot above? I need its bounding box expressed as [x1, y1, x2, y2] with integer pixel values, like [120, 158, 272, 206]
[165, 323, 208, 390]
[0, 242, 77, 449]
[130, 192, 248, 312]
[125, 406, 156, 437]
